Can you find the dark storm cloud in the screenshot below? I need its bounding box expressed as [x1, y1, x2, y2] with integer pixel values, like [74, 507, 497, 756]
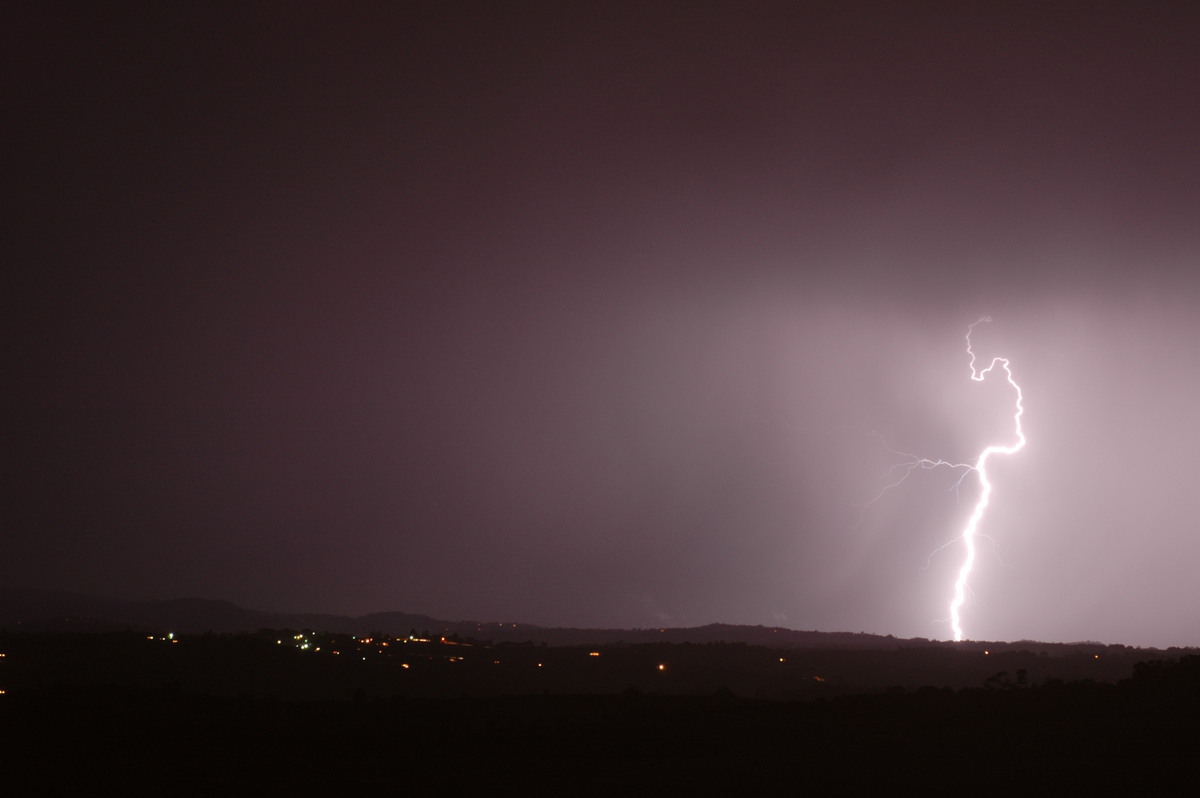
[6, 2, 1199, 646]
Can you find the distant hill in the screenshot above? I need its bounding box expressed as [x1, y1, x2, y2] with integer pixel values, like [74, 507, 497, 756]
[0, 588, 1178, 654]
[0, 589, 439, 638]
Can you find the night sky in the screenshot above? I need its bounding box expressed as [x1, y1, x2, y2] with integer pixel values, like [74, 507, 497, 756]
[8, 2, 1200, 647]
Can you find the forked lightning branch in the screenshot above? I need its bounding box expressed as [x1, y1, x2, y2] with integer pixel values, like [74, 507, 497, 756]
[869, 318, 1026, 641]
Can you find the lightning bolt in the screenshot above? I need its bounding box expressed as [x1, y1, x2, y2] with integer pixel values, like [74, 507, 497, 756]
[947, 316, 1026, 641]
[861, 317, 1026, 641]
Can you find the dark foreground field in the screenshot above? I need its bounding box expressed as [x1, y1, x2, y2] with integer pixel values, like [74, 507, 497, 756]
[2, 632, 1197, 794]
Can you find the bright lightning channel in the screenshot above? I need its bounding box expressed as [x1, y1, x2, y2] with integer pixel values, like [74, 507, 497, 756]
[863, 317, 1026, 642]
[947, 316, 1026, 641]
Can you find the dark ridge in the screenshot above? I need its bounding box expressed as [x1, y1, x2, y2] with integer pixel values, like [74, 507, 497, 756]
[0, 588, 1186, 653]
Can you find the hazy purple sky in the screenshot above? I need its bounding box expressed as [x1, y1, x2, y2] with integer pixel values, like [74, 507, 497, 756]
[8, 2, 1199, 646]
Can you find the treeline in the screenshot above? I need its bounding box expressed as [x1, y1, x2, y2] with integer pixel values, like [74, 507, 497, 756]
[1, 655, 1196, 792]
[1, 630, 1196, 791]
[0, 629, 1176, 700]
